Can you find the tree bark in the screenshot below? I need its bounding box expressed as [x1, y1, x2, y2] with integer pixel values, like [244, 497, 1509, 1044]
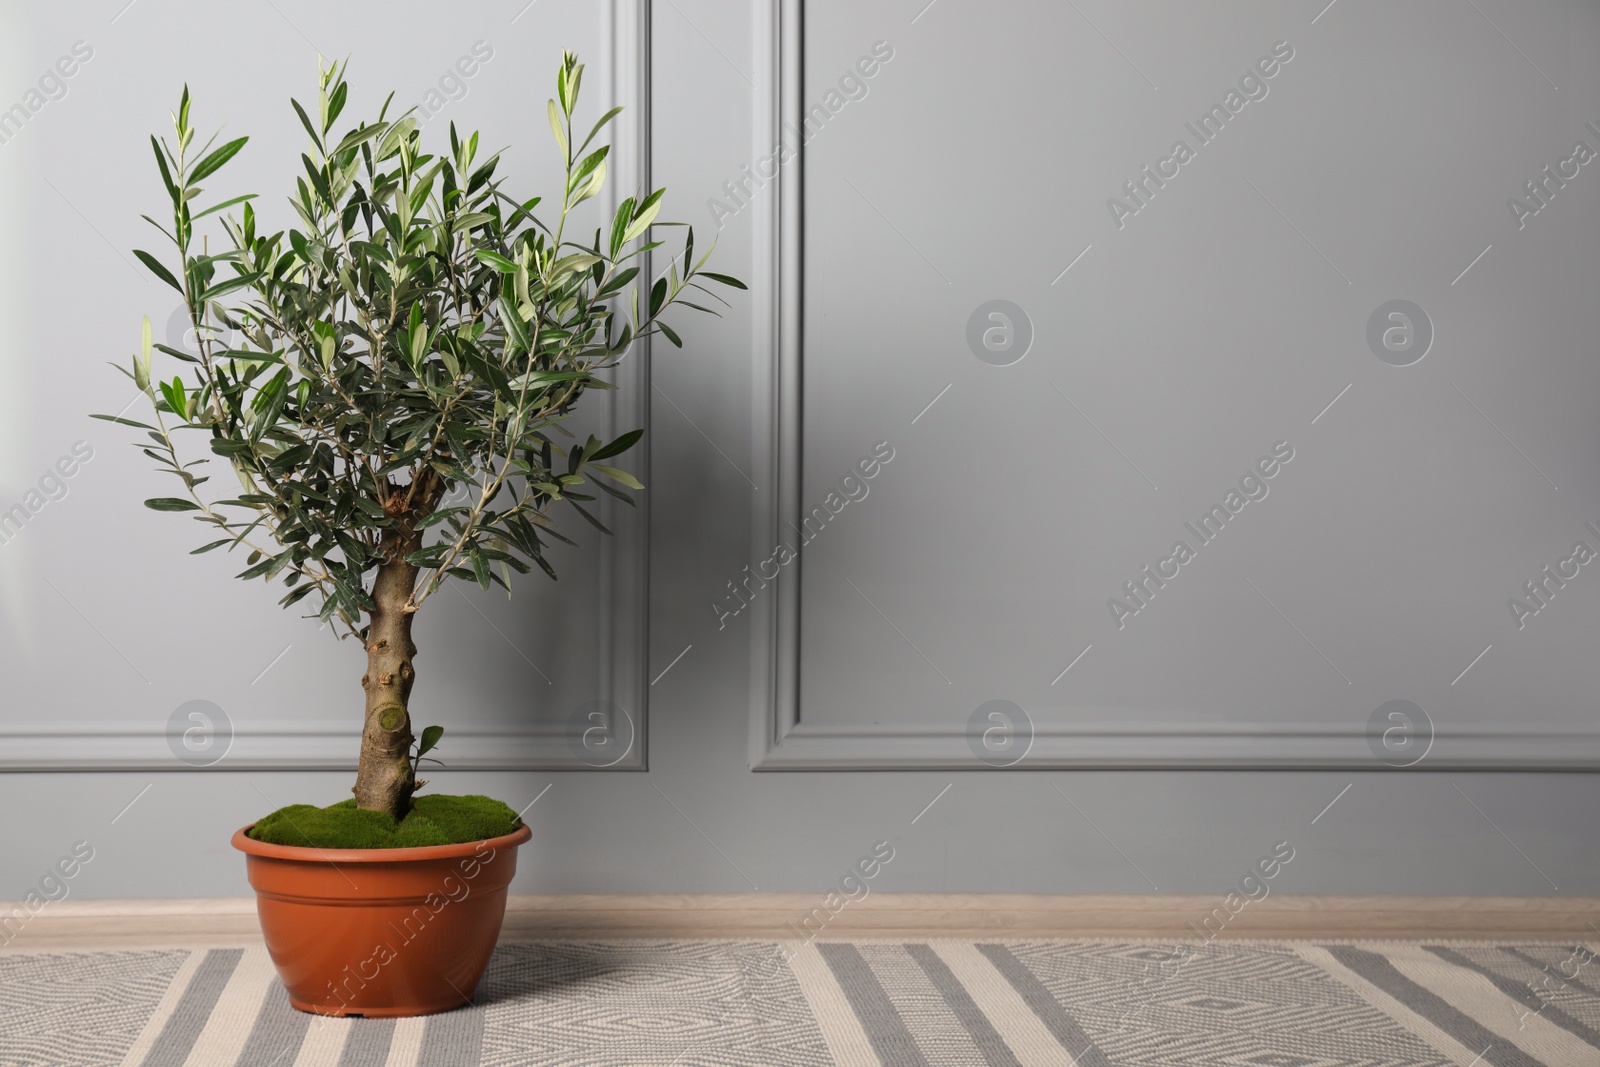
[353, 523, 421, 819]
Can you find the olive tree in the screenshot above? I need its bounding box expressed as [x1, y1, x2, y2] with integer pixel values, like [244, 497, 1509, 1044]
[99, 55, 741, 818]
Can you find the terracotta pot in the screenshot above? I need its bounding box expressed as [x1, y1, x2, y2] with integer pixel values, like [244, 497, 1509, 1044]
[233, 823, 531, 1017]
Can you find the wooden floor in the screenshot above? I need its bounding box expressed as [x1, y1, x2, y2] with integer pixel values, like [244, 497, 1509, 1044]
[4, 894, 1597, 950]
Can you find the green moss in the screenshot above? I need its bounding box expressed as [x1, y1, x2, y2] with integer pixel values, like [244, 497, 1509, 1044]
[247, 794, 522, 849]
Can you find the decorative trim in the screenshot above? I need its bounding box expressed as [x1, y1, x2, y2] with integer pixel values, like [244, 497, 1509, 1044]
[0, 723, 614, 771]
[1, 1, 652, 773]
[748, 0, 806, 770]
[10, 895, 1599, 946]
[745, 0, 1599, 770]
[753, 723, 1600, 770]
[595, 0, 652, 771]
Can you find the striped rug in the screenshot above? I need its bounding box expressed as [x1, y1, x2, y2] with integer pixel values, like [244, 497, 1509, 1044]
[1, 939, 1597, 1065]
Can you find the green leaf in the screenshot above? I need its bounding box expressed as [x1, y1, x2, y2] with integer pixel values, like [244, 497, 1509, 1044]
[566, 58, 584, 113]
[190, 538, 234, 554]
[578, 105, 624, 155]
[590, 464, 643, 490]
[375, 116, 415, 159]
[151, 136, 179, 200]
[202, 272, 263, 301]
[160, 377, 188, 420]
[354, 495, 387, 520]
[515, 260, 531, 310]
[571, 158, 605, 205]
[417, 505, 467, 529]
[657, 321, 682, 348]
[145, 497, 200, 512]
[566, 498, 611, 535]
[552, 252, 602, 278]
[194, 193, 258, 221]
[589, 428, 643, 460]
[499, 294, 530, 354]
[215, 349, 284, 365]
[407, 302, 427, 368]
[598, 265, 639, 297]
[622, 193, 663, 244]
[474, 249, 518, 272]
[138, 315, 154, 389]
[453, 210, 494, 230]
[509, 369, 585, 390]
[570, 145, 610, 190]
[699, 271, 747, 290]
[609, 196, 636, 258]
[547, 99, 567, 159]
[417, 724, 444, 757]
[326, 78, 348, 132]
[289, 97, 323, 150]
[235, 554, 280, 580]
[90, 413, 155, 430]
[134, 250, 183, 293]
[189, 136, 248, 183]
[332, 121, 388, 157]
[151, 343, 198, 364]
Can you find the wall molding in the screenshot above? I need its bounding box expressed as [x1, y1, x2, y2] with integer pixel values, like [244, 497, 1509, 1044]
[753, 722, 1600, 770]
[594, 0, 652, 772]
[747, 0, 806, 771]
[745, 0, 1600, 771]
[0, 722, 620, 771]
[1, 0, 652, 774]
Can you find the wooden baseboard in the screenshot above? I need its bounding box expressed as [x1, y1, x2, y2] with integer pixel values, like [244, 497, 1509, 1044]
[502, 894, 1600, 942]
[3, 894, 1596, 950]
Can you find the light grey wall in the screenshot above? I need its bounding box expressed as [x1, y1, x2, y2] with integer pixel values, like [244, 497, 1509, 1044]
[782, 0, 1600, 769]
[2, 0, 1598, 903]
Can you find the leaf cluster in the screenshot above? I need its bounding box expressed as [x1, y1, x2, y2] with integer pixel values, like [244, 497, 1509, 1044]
[100, 55, 743, 638]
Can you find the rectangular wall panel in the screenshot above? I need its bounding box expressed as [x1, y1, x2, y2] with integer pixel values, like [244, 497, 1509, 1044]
[0, 0, 652, 770]
[751, 0, 1600, 768]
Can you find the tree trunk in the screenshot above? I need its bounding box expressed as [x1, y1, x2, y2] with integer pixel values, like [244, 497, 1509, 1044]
[353, 524, 421, 820]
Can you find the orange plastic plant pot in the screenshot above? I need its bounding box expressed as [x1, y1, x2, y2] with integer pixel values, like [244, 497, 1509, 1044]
[233, 823, 531, 1017]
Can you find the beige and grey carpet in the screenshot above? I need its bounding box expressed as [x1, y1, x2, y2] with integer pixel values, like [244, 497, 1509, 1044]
[1, 939, 1597, 1066]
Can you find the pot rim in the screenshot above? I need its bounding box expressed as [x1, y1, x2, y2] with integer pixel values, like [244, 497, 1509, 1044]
[232, 822, 530, 863]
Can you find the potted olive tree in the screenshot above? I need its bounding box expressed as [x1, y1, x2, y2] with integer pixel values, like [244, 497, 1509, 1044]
[98, 55, 740, 1016]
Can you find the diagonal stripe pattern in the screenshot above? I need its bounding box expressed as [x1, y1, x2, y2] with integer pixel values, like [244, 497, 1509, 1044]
[0, 940, 1596, 1065]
